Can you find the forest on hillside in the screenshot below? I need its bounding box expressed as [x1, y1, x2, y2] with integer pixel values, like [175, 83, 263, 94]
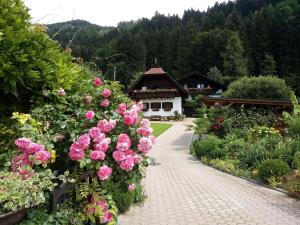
[47, 0, 300, 93]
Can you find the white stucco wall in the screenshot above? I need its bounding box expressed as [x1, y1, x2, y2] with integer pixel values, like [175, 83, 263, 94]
[142, 97, 182, 117]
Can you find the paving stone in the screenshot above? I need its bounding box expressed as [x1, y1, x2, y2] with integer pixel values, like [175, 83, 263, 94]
[118, 119, 300, 225]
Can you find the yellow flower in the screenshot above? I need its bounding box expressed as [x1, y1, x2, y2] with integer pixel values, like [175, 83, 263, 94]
[50, 150, 56, 163]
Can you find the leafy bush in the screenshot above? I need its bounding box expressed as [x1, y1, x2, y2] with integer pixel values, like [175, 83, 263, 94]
[294, 152, 300, 170]
[223, 76, 292, 100]
[193, 135, 224, 159]
[223, 136, 245, 159]
[258, 159, 290, 183]
[0, 0, 86, 116]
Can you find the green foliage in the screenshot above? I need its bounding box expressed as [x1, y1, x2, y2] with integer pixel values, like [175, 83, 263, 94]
[294, 152, 300, 170]
[222, 32, 248, 76]
[223, 136, 245, 159]
[260, 54, 277, 75]
[207, 66, 222, 82]
[258, 159, 290, 183]
[223, 76, 292, 100]
[0, 170, 57, 213]
[0, 0, 86, 116]
[20, 201, 85, 225]
[193, 117, 211, 135]
[193, 135, 224, 159]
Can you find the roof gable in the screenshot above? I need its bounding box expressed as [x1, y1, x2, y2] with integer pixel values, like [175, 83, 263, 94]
[127, 67, 188, 97]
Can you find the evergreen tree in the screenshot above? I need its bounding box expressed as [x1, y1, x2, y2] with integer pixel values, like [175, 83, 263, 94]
[260, 54, 277, 75]
[207, 66, 222, 82]
[222, 32, 248, 77]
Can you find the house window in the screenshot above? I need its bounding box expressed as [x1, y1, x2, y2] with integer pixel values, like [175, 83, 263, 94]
[162, 102, 173, 111]
[151, 102, 161, 111]
[143, 102, 149, 112]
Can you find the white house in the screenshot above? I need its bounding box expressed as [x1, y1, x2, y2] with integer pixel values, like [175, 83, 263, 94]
[127, 67, 188, 119]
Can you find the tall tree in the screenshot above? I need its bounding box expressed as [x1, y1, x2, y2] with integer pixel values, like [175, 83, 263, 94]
[207, 66, 223, 82]
[260, 54, 277, 75]
[222, 32, 248, 77]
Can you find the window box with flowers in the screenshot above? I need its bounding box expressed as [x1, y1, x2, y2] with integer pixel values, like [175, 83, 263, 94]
[162, 102, 173, 112]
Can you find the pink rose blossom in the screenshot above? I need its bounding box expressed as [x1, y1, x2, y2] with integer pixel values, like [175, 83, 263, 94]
[34, 150, 50, 162]
[124, 114, 135, 126]
[69, 144, 85, 161]
[107, 212, 113, 222]
[137, 127, 153, 137]
[15, 138, 32, 152]
[11, 154, 32, 172]
[120, 155, 135, 171]
[112, 150, 126, 162]
[94, 77, 103, 86]
[77, 134, 91, 150]
[116, 142, 130, 151]
[90, 150, 105, 161]
[149, 135, 156, 144]
[137, 101, 144, 111]
[141, 119, 150, 128]
[97, 165, 112, 181]
[117, 103, 127, 115]
[93, 133, 106, 143]
[94, 138, 111, 152]
[18, 169, 33, 180]
[102, 89, 111, 98]
[128, 183, 136, 191]
[89, 127, 102, 139]
[27, 143, 45, 155]
[118, 134, 131, 144]
[134, 154, 142, 164]
[97, 119, 116, 133]
[85, 111, 95, 120]
[100, 99, 110, 107]
[137, 137, 153, 154]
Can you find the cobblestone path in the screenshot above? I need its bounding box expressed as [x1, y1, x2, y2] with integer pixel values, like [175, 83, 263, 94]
[119, 119, 300, 225]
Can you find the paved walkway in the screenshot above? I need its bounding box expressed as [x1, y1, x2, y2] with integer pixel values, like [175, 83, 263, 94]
[119, 119, 300, 225]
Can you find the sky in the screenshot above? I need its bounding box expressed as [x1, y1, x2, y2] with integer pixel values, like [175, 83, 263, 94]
[23, 0, 226, 27]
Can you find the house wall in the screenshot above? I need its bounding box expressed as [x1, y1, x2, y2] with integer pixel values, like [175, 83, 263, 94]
[142, 97, 182, 117]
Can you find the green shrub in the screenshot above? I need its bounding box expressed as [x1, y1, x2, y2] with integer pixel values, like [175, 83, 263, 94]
[193, 135, 224, 159]
[112, 189, 135, 213]
[223, 137, 245, 159]
[294, 152, 300, 170]
[193, 117, 211, 135]
[258, 159, 290, 183]
[223, 76, 292, 100]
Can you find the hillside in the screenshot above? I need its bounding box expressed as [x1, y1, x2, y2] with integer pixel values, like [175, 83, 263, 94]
[47, 0, 300, 92]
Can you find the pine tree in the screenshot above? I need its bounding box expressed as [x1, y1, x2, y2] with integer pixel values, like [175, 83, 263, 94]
[207, 66, 222, 82]
[260, 54, 277, 75]
[222, 32, 248, 77]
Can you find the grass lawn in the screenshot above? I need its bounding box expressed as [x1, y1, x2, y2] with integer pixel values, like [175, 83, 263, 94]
[151, 123, 173, 137]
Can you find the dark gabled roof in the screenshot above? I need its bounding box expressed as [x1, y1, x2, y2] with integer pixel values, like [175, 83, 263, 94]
[177, 71, 226, 89]
[127, 67, 188, 97]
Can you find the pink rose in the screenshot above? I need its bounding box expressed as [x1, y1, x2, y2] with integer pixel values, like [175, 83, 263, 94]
[107, 212, 113, 222]
[11, 154, 32, 172]
[117, 103, 127, 115]
[90, 150, 105, 160]
[18, 169, 33, 180]
[128, 183, 136, 191]
[85, 111, 95, 120]
[27, 143, 45, 155]
[137, 127, 153, 137]
[118, 134, 131, 144]
[77, 134, 91, 150]
[69, 145, 85, 161]
[120, 155, 135, 171]
[15, 138, 32, 152]
[137, 137, 153, 154]
[100, 99, 110, 107]
[141, 119, 150, 128]
[149, 135, 156, 144]
[134, 154, 142, 164]
[112, 150, 126, 162]
[34, 150, 50, 162]
[89, 127, 102, 139]
[94, 77, 103, 87]
[97, 119, 116, 133]
[93, 133, 106, 143]
[124, 114, 135, 126]
[116, 142, 130, 151]
[97, 165, 112, 181]
[94, 138, 111, 152]
[102, 89, 111, 98]
[137, 101, 144, 111]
